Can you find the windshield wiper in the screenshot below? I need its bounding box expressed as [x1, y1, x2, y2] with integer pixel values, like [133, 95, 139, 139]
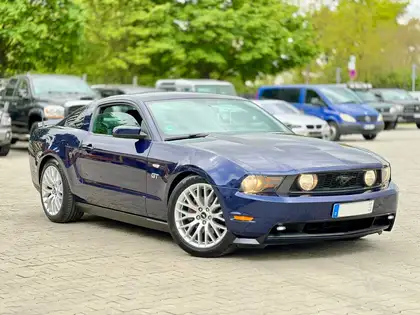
[165, 133, 209, 141]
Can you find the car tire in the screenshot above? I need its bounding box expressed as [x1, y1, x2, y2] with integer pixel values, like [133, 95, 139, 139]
[416, 123, 420, 129]
[0, 144, 10, 156]
[167, 175, 236, 258]
[40, 159, 84, 223]
[327, 121, 341, 141]
[384, 121, 397, 130]
[363, 134, 377, 140]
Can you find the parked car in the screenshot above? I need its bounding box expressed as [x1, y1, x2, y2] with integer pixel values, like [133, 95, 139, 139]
[346, 83, 402, 130]
[257, 84, 384, 141]
[91, 84, 162, 98]
[156, 79, 237, 96]
[29, 92, 398, 257]
[409, 91, 420, 101]
[0, 74, 99, 144]
[371, 88, 420, 128]
[253, 99, 330, 140]
[0, 109, 12, 156]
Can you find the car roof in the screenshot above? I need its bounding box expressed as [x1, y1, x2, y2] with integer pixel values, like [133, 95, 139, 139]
[156, 79, 233, 86]
[13, 73, 85, 80]
[102, 92, 246, 103]
[91, 84, 162, 93]
[258, 84, 347, 89]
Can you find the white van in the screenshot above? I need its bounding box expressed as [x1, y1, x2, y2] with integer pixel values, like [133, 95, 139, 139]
[155, 79, 237, 96]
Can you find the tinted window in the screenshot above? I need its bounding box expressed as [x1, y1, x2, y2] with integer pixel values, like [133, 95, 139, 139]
[305, 89, 326, 105]
[260, 88, 300, 103]
[146, 98, 292, 137]
[194, 85, 237, 96]
[32, 76, 96, 97]
[16, 79, 30, 98]
[92, 104, 143, 135]
[5, 79, 18, 97]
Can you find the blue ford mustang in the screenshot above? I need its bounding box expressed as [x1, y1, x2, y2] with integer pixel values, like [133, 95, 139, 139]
[28, 92, 398, 257]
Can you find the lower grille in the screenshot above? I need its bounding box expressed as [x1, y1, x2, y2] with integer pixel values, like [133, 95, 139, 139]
[356, 115, 377, 123]
[306, 125, 323, 129]
[403, 105, 420, 113]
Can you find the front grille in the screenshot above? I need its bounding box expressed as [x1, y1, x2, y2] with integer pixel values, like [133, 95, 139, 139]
[403, 105, 420, 113]
[66, 105, 85, 116]
[306, 125, 323, 129]
[378, 108, 390, 113]
[356, 115, 377, 123]
[289, 169, 383, 196]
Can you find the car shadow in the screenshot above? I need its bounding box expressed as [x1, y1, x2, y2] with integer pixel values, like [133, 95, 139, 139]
[79, 214, 377, 260]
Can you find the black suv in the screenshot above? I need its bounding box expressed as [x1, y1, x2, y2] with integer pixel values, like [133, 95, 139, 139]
[0, 74, 100, 144]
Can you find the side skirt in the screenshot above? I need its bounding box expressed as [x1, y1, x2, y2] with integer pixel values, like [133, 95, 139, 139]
[76, 202, 169, 233]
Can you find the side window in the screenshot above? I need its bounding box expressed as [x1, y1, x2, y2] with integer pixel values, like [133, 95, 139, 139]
[92, 104, 143, 135]
[16, 79, 30, 98]
[5, 79, 18, 97]
[261, 88, 300, 103]
[305, 89, 326, 106]
[64, 106, 88, 129]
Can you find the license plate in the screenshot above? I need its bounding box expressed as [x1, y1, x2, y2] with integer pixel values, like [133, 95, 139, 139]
[332, 200, 374, 218]
[363, 124, 375, 130]
[414, 113, 420, 118]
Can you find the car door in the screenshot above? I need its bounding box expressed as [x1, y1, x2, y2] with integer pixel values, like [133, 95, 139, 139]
[74, 101, 151, 216]
[301, 88, 328, 119]
[9, 78, 32, 134]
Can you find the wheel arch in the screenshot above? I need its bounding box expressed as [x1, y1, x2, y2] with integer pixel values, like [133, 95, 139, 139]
[37, 153, 72, 191]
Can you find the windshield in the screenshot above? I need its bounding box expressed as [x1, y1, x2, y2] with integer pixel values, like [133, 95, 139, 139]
[353, 90, 378, 102]
[319, 87, 362, 105]
[194, 85, 237, 96]
[146, 98, 292, 138]
[32, 76, 96, 97]
[257, 101, 301, 115]
[378, 89, 414, 101]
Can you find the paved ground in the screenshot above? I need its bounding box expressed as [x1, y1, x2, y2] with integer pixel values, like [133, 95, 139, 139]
[0, 125, 419, 315]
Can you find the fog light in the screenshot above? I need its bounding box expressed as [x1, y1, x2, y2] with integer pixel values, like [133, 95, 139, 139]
[297, 174, 318, 191]
[364, 170, 377, 187]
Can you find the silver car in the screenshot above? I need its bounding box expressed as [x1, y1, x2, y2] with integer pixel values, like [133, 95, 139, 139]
[0, 109, 12, 156]
[253, 99, 331, 140]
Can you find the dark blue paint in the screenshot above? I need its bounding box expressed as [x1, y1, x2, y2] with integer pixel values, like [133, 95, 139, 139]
[28, 93, 398, 241]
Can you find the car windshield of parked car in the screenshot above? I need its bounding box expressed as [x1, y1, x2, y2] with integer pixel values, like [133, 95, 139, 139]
[32, 76, 97, 97]
[353, 90, 378, 102]
[194, 85, 237, 96]
[319, 87, 362, 105]
[257, 101, 301, 115]
[379, 89, 414, 101]
[146, 98, 292, 138]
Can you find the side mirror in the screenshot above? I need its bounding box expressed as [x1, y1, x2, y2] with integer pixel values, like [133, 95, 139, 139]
[17, 89, 29, 99]
[310, 97, 323, 106]
[112, 126, 147, 139]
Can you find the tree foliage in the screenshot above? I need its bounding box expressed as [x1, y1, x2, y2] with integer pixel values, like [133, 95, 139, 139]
[76, 0, 318, 85]
[0, 0, 84, 77]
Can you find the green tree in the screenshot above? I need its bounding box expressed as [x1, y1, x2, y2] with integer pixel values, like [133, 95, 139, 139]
[0, 0, 84, 76]
[78, 0, 318, 84]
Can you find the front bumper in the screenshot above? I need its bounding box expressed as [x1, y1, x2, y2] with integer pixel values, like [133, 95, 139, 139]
[292, 126, 330, 139]
[339, 122, 384, 135]
[0, 127, 12, 145]
[381, 113, 399, 122]
[401, 113, 420, 123]
[218, 182, 398, 246]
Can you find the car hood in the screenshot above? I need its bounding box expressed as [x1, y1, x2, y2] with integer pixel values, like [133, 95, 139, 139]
[273, 114, 326, 125]
[180, 133, 387, 173]
[334, 103, 379, 116]
[35, 94, 97, 106]
[365, 101, 395, 109]
[385, 99, 420, 106]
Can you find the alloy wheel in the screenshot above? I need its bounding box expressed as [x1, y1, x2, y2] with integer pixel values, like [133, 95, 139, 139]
[174, 183, 227, 249]
[41, 165, 64, 216]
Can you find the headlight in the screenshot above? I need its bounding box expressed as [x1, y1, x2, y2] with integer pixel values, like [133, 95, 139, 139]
[390, 107, 397, 114]
[382, 166, 391, 184]
[297, 174, 318, 191]
[44, 106, 65, 119]
[396, 105, 404, 112]
[0, 113, 11, 126]
[378, 113, 383, 121]
[240, 175, 284, 195]
[364, 170, 377, 187]
[339, 113, 356, 123]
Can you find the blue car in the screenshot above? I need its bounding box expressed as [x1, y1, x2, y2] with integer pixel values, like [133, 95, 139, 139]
[257, 85, 385, 141]
[29, 92, 398, 257]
